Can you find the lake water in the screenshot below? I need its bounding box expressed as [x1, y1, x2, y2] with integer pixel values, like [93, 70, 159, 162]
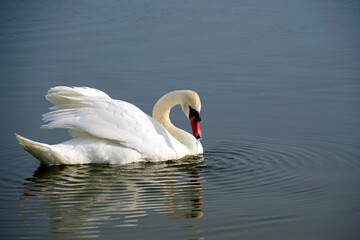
[1, 0, 360, 239]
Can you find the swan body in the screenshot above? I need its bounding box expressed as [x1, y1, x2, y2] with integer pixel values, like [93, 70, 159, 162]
[16, 87, 203, 165]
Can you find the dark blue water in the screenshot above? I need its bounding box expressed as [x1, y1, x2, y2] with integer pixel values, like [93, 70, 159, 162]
[1, 1, 360, 239]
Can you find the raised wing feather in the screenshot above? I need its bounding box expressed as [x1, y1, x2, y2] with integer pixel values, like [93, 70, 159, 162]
[42, 87, 179, 160]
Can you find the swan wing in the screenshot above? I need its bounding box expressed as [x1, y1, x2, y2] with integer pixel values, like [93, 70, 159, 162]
[42, 86, 183, 160]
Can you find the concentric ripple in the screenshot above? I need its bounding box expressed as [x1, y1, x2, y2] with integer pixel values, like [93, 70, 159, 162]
[203, 136, 360, 211]
[198, 136, 360, 238]
[4, 136, 360, 239]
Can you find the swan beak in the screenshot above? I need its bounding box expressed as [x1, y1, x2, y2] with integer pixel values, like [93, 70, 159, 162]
[190, 117, 202, 139]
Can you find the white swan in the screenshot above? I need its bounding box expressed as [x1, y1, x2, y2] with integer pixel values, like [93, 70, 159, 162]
[15, 86, 203, 165]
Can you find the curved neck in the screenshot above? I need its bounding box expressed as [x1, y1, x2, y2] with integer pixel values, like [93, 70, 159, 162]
[152, 91, 196, 151]
[152, 91, 181, 126]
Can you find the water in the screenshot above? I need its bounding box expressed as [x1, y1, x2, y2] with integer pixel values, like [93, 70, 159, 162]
[1, 0, 360, 239]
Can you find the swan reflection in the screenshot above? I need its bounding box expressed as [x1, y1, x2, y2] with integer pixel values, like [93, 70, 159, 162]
[19, 158, 204, 238]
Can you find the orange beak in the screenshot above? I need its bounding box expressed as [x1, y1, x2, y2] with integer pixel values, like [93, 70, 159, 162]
[190, 117, 202, 139]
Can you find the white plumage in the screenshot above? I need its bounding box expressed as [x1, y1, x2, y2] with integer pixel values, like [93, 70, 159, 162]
[16, 86, 203, 165]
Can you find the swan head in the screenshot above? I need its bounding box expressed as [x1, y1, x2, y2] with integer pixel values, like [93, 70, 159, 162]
[180, 90, 202, 140]
[153, 90, 203, 141]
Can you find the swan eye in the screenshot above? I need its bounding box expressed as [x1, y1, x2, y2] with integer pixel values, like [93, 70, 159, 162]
[189, 106, 201, 122]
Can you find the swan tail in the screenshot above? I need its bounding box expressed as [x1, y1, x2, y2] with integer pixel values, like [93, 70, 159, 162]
[15, 134, 63, 165]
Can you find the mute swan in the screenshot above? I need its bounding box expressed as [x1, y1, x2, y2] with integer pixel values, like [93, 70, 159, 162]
[15, 86, 203, 165]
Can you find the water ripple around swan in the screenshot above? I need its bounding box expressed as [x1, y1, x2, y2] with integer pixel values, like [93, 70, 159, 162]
[202, 136, 360, 232]
[3, 136, 360, 239]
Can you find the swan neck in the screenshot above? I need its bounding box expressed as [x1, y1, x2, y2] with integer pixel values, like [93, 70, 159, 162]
[152, 91, 182, 126]
[152, 90, 201, 155]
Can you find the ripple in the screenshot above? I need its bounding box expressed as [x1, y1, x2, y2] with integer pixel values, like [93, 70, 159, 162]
[203, 136, 360, 207]
[2, 136, 360, 239]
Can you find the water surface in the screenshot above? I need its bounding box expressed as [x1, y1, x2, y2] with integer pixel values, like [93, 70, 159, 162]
[1, 1, 360, 239]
